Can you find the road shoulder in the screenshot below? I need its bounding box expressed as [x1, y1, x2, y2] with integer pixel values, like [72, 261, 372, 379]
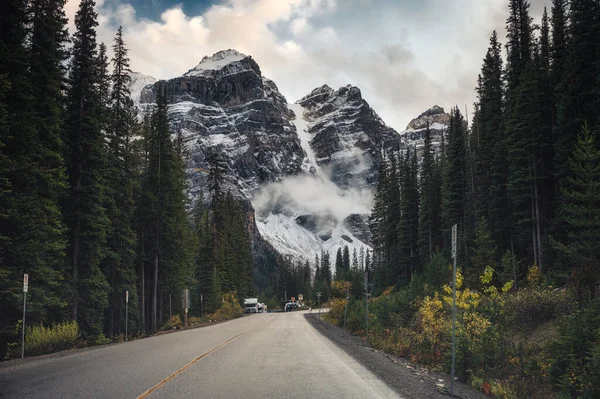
[304, 313, 487, 399]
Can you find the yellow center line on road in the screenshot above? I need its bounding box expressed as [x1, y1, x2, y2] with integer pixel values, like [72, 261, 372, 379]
[136, 314, 276, 399]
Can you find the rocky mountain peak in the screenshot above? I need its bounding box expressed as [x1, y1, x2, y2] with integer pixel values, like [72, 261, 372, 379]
[128, 51, 409, 266]
[399, 106, 450, 155]
[184, 49, 251, 77]
[406, 105, 450, 130]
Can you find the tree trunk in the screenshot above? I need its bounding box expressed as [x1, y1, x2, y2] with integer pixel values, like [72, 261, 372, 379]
[140, 225, 145, 334]
[534, 173, 543, 270]
[108, 261, 115, 339]
[159, 291, 163, 327]
[71, 163, 82, 321]
[428, 225, 432, 261]
[152, 251, 158, 332]
[511, 236, 517, 289]
[72, 216, 81, 321]
[532, 193, 539, 268]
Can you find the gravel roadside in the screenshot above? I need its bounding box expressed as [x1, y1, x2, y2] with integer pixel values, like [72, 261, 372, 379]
[305, 312, 487, 399]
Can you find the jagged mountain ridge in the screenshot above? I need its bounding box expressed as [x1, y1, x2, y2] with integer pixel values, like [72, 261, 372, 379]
[132, 49, 446, 267]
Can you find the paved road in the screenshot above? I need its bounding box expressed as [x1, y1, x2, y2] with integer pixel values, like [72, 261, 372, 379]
[0, 311, 401, 398]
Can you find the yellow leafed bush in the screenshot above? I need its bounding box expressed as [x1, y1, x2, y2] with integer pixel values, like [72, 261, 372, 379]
[206, 292, 244, 322]
[24, 321, 79, 357]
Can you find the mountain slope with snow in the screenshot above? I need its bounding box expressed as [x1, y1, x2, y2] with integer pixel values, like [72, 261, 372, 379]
[129, 50, 447, 267]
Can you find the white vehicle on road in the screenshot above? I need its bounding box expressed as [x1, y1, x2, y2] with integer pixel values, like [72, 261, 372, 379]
[243, 298, 258, 313]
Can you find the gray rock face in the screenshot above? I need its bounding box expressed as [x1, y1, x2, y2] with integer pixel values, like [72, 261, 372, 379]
[343, 214, 372, 245]
[399, 105, 450, 156]
[297, 84, 399, 190]
[140, 50, 305, 195]
[130, 50, 450, 269]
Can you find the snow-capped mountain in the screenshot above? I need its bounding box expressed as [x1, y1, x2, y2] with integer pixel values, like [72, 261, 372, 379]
[398, 105, 450, 155]
[296, 84, 399, 189]
[132, 49, 439, 267]
[140, 49, 303, 197]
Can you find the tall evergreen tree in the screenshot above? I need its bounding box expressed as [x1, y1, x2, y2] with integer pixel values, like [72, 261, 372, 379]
[141, 92, 195, 331]
[102, 27, 139, 338]
[469, 217, 497, 287]
[551, 124, 600, 299]
[342, 246, 350, 277]
[0, 0, 67, 357]
[474, 31, 508, 250]
[65, 0, 110, 340]
[554, 0, 600, 188]
[418, 124, 438, 265]
[0, 0, 71, 354]
[369, 159, 389, 286]
[399, 148, 420, 278]
[442, 108, 469, 257]
[321, 250, 332, 288]
[550, 0, 568, 93]
[335, 248, 343, 280]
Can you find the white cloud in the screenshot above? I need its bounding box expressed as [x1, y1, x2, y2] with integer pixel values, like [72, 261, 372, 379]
[65, 0, 540, 130]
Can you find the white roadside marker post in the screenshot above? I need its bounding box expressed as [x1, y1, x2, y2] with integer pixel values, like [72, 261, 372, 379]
[22, 274, 28, 359]
[125, 290, 129, 341]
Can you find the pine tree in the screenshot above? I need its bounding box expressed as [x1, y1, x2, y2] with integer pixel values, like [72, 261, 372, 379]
[550, 0, 568, 93]
[102, 27, 139, 338]
[398, 148, 420, 280]
[469, 217, 497, 287]
[65, 0, 110, 340]
[342, 246, 350, 278]
[442, 108, 469, 257]
[321, 251, 332, 288]
[539, 7, 555, 248]
[0, 0, 41, 357]
[551, 124, 600, 300]
[554, 0, 600, 188]
[335, 248, 343, 280]
[370, 159, 389, 283]
[418, 124, 436, 265]
[0, 0, 71, 351]
[352, 248, 358, 270]
[473, 31, 508, 251]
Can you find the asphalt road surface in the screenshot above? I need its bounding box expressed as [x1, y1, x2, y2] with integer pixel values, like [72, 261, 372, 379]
[0, 311, 401, 398]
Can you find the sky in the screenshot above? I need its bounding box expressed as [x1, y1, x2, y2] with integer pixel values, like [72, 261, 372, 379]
[65, 0, 549, 132]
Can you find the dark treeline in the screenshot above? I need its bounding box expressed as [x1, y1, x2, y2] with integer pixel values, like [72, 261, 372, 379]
[0, 0, 255, 357]
[267, 246, 372, 309]
[370, 0, 600, 298]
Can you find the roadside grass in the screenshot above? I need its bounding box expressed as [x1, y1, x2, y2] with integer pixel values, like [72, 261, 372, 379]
[4, 291, 246, 361]
[5, 321, 79, 359]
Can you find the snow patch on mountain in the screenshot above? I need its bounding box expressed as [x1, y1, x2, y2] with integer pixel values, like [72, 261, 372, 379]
[184, 49, 248, 77]
[251, 100, 374, 263]
[289, 103, 320, 175]
[256, 213, 370, 263]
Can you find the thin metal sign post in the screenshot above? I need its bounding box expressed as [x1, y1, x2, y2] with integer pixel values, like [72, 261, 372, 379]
[451, 224, 458, 396]
[316, 292, 322, 319]
[343, 283, 350, 330]
[125, 291, 129, 342]
[364, 268, 369, 346]
[200, 294, 203, 318]
[182, 289, 189, 328]
[22, 274, 28, 359]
